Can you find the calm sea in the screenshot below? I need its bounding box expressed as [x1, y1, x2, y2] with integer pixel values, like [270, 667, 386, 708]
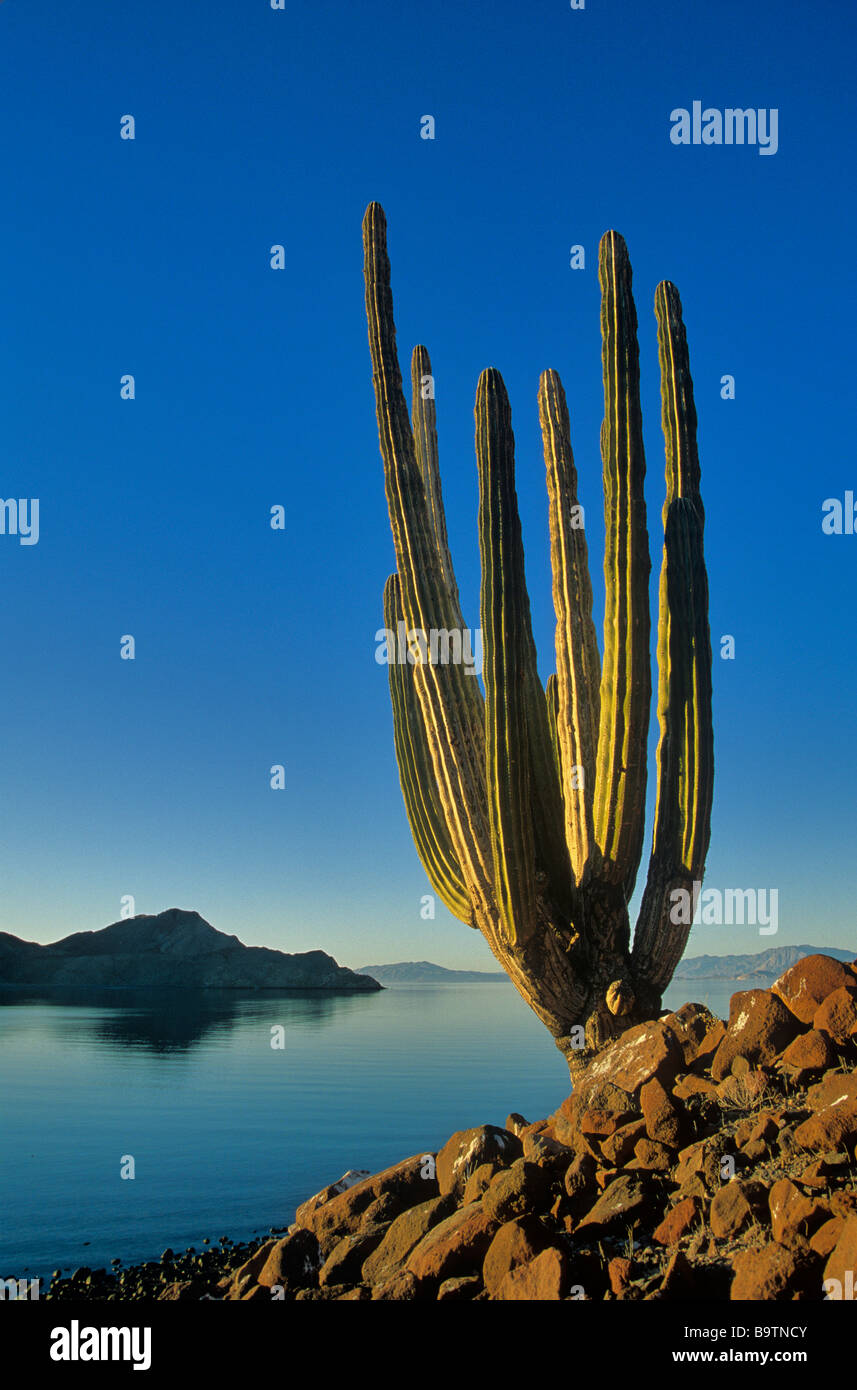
[0, 976, 741, 1282]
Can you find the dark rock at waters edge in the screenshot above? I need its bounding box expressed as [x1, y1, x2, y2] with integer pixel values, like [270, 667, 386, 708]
[42, 953, 857, 1302]
[0, 908, 381, 991]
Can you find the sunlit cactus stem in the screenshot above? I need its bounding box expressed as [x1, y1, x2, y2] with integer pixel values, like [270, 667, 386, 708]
[363, 203, 714, 1074]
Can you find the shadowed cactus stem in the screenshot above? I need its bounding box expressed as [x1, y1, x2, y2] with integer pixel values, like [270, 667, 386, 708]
[363, 202, 714, 1077]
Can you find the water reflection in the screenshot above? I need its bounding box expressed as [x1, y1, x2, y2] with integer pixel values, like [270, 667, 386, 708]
[0, 986, 380, 1053]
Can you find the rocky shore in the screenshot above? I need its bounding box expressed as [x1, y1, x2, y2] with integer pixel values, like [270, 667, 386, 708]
[45, 953, 857, 1302]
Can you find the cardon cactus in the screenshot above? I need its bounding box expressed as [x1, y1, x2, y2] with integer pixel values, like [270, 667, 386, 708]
[363, 203, 713, 1076]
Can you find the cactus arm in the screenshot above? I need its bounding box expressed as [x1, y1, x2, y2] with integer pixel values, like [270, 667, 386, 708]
[383, 575, 473, 924]
[545, 674, 563, 786]
[362, 203, 496, 926]
[592, 231, 652, 900]
[476, 369, 571, 944]
[539, 368, 601, 887]
[632, 282, 714, 994]
[410, 346, 462, 616]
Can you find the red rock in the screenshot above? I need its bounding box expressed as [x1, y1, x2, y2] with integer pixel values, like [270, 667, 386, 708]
[710, 1181, 763, 1240]
[814, 987, 857, 1045]
[437, 1275, 481, 1300]
[777, 1029, 835, 1078]
[505, 1113, 529, 1136]
[256, 1229, 321, 1291]
[482, 1215, 556, 1297]
[830, 1192, 857, 1220]
[496, 1246, 568, 1300]
[297, 1155, 438, 1252]
[462, 1163, 496, 1204]
[711, 990, 802, 1081]
[629, 1138, 673, 1172]
[672, 1074, 719, 1100]
[772, 954, 855, 1024]
[522, 1131, 575, 1169]
[370, 1269, 422, 1300]
[768, 1179, 826, 1247]
[730, 1243, 807, 1300]
[319, 1223, 389, 1287]
[823, 1216, 857, 1298]
[640, 1077, 686, 1148]
[576, 1175, 652, 1234]
[574, 1020, 685, 1099]
[735, 1113, 779, 1150]
[483, 1160, 552, 1221]
[406, 1202, 499, 1283]
[436, 1125, 521, 1197]
[608, 1255, 632, 1295]
[660, 1003, 726, 1068]
[653, 1197, 701, 1246]
[600, 1119, 647, 1166]
[806, 1070, 857, 1109]
[793, 1097, 857, 1153]
[810, 1217, 844, 1259]
[361, 1195, 453, 1284]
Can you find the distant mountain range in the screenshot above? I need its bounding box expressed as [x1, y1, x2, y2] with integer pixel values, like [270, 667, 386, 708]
[356, 961, 507, 984]
[0, 909, 381, 991]
[673, 944, 853, 980]
[357, 945, 854, 986]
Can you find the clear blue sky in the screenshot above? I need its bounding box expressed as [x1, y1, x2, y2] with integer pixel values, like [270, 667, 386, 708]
[0, 0, 854, 967]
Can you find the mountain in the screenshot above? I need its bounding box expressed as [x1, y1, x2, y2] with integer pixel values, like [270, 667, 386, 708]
[674, 943, 854, 980]
[0, 909, 382, 991]
[356, 960, 507, 983]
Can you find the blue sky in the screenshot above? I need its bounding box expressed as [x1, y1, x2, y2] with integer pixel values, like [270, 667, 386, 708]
[0, 0, 854, 968]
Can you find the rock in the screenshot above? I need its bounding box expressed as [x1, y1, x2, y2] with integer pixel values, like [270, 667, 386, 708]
[814, 987, 857, 1045]
[574, 1020, 685, 1099]
[406, 1202, 499, 1284]
[496, 1246, 569, 1300]
[806, 1070, 857, 1110]
[229, 1239, 277, 1290]
[436, 1125, 522, 1198]
[482, 1215, 556, 1297]
[710, 990, 802, 1081]
[483, 1160, 552, 1221]
[607, 1255, 633, 1296]
[360, 1192, 404, 1229]
[660, 1249, 696, 1297]
[504, 1113, 529, 1136]
[629, 1138, 673, 1172]
[576, 1175, 652, 1235]
[793, 1097, 857, 1153]
[295, 1169, 373, 1224]
[256, 1229, 321, 1292]
[735, 1113, 779, 1150]
[830, 1191, 857, 1220]
[730, 1242, 815, 1301]
[710, 1181, 765, 1240]
[319, 1222, 389, 1287]
[157, 1280, 197, 1300]
[437, 1275, 481, 1301]
[768, 1179, 826, 1248]
[600, 1119, 648, 1166]
[462, 1163, 496, 1204]
[370, 1269, 422, 1300]
[361, 1194, 454, 1285]
[810, 1217, 844, 1259]
[823, 1217, 857, 1298]
[640, 1077, 686, 1148]
[673, 1074, 719, 1101]
[296, 1154, 438, 1253]
[653, 1197, 701, 1246]
[778, 1029, 836, 1080]
[522, 1130, 575, 1170]
[772, 954, 856, 1024]
[661, 1003, 725, 1068]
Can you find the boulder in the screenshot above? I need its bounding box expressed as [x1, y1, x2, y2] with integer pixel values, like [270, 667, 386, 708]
[462, 1163, 496, 1204]
[629, 1138, 673, 1172]
[296, 1154, 438, 1254]
[653, 1197, 701, 1246]
[436, 1125, 521, 1198]
[768, 1179, 827, 1248]
[482, 1215, 556, 1297]
[576, 1175, 653, 1235]
[574, 1020, 684, 1099]
[823, 1216, 857, 1298]
[256, 1229, 321, 1292]
[370, 1269, 422, 1300]
[361, 1194, 454, 1285]
[730, 1242, 815, 1300]
[600, 1119, 647, 1166]
[710, 990, 802, 1081]
[660, 1003, 725, 1068]
[710, 1181, 765, 1240]
[777, 1029, 835, 1080]
[640, 1077, 686, 1148]
[771, 954, 854, 1023]
[496, 1246, 569, 1300]
[437, 1275, 481, 1301]
[793, 1097, 857, 1153]
[319, 1222, 389, 1287]
[814, 987, 857, 1045]
[482, 1159, 552, 1221]
[406, 1202, 499, 1283]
